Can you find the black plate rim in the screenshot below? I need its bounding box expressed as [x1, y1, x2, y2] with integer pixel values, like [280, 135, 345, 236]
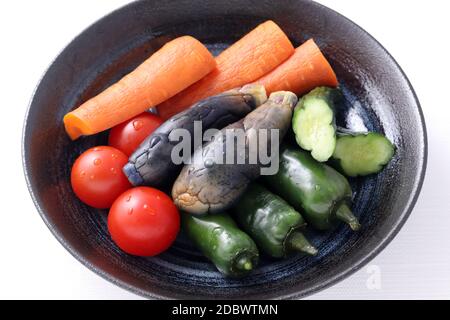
[21, 0, 428, 299]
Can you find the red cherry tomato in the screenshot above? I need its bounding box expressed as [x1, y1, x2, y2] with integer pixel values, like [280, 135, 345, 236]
[108, 113, 163, 156]
[71, 146, 131, 209]
[108, 187, 180, 256]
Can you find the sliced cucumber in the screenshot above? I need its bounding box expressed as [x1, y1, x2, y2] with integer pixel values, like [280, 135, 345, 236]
[292, 87, 339, 162]
[332, 132, 395, 177]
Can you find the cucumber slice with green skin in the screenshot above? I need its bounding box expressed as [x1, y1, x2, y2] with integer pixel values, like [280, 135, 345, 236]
[292, 87, 339, 162]
[332, 132, 395, 177]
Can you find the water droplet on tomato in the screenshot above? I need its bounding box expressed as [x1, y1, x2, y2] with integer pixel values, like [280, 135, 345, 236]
[126, 195, 131, 202]
[93, 158, 102, 166]
[128, 208, 133, 215]
[93, 147, 100, 151]
[143, 204, 148, 209]
[80, 171, 86, 177]
[133, 120, 143, 131]
[89, 174, 95, 180]
[111, 153, 118, 159]
[156, 195, 161, 200]
[110, 167, 117, 174]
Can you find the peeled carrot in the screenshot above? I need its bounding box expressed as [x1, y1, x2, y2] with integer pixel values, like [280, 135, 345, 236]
[157, 20, 294, 120]
[252, 39, 338, 95]
[64, 36, 216, 140]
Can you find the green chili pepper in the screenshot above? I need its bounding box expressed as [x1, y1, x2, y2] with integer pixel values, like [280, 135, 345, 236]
[233, 183, 317, 258]
[182, 213, 259, 277]
[264, 146, 360, 231]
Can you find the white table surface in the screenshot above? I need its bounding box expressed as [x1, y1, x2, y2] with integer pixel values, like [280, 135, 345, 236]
[1, 0, 449, 300]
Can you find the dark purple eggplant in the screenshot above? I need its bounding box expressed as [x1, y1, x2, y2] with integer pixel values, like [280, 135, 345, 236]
[123, 85, 267, 188]
[172, 91, 297, 214]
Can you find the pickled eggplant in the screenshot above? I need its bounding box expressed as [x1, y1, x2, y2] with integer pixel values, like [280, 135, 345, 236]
[172, 91, 298, 214]
[123, 85, 267, 188]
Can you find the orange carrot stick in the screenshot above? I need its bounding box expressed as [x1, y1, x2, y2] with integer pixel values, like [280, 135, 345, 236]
[253, 39, 338, 95]
[64, 36, 216, 140]
[157, 20, 294, 120]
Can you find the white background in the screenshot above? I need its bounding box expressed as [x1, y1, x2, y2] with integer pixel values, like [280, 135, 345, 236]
[0, 0, 449, 299]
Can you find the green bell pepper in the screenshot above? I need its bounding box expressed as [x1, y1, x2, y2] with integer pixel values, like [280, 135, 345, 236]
[233, 183, 317, 258]
[264, 146, 360, 231]
[183, 213, 259, 277]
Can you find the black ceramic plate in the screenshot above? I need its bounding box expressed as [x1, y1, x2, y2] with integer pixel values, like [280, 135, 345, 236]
[22, 0, 427, 299]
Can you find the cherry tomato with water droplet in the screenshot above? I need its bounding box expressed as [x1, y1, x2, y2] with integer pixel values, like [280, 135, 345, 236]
[108, 187, 180, 256]
[108, 113, 163, 156]
[71, 146, 131, 208]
